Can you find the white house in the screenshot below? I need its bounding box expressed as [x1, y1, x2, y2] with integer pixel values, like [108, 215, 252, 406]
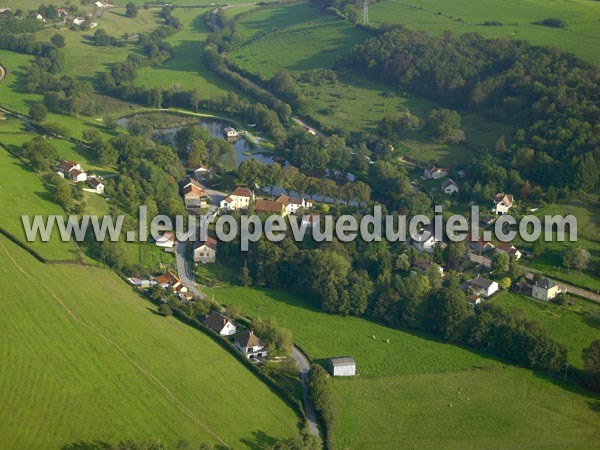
[68, 167, 87, 182]
[88, 176, 104, 194]
[467, 294, 482, 307]
[193, 237, 217, 263]
[328, 357, 356, 377]
[223, 126, 238, 138]
[94, 1, 105, 7]
[155, 272, 187, 294]
[205, 311, 237, 336]
[234, 330, 267, 359]
[468, 276, 499, 298]
[183, 178, 206, 209]
[493, 193, 514, 215]
[220, 186, 254, 211]
[441, 178, 459, 195]
[275, 194, 312, 215]
[155, 231, 175, 249]
[410, 231, 440, 253]
[73, 17, 85, 26]
[424, 163, 449, 180]
[532, 278, 560, 302]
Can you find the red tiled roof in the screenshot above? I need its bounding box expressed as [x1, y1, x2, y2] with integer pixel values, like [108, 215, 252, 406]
[232, 186, 253, 198]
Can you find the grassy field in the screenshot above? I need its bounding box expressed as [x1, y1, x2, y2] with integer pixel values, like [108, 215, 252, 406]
[0, 145, 80, 261]
[134, 8, 239, 98]
[368, 0, 600, 64]
[332, 368, 600, 449]
[230, 2, 370, 79]
[210, 286, 600, 448]
[0, 236, 301, 449]
[492, 291, 600, 370]
[210, 287, 502, 378]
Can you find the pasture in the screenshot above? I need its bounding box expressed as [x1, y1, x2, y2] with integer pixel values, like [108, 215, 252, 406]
[0, 144, 80, 261]
[332, 368, 600, 449]
[369, 0, 600, 64]
[491, 291, 600, 370]
[134, 8, 238, 98]
[210, 286, 600, 449]
[0, 236, 301, 449]
[230, 2, 369, 79]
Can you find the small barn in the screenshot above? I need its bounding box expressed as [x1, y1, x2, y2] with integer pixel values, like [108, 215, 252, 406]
[328, 357, 356, 377]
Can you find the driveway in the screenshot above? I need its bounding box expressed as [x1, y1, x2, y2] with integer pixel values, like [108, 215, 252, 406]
[175, 242, 205, 299]
[291, 346, 320, 436]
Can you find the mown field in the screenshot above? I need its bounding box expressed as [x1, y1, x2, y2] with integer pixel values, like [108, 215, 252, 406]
[0, 237, 301, 449]
[492, 291, 600, 370]
[369, 0, 600, 64]
[210, 286, 600, 449]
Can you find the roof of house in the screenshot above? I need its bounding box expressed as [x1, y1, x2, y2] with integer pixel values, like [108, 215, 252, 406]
[276, 194, 303, 206]
[224, 126, 237, 133]
[470, 275, 496, 290]
[183, 183, 204, 197]
[156, 231, 174, 243]
[425, 164, 449, 174]
[59, 160, 78, 172]
[155, 271, 181, 286]
[494, 193, 514, 207]
[194, 236, 217, 251]
[222, 195, 233, 204]
[496, 242, 520, 255]
[69, 168, 85, 178]
[414, 259, 433, 271]
[441, 178, 458, 189]
[255, 199, 284, 214]
[205, 311, 233, 332]
[89, 177, 103, 188]
[235, 330, 262, 349]
[231, 186, 253, 198]
[330, 356, 356, 367]
[535, 278, 556, 289]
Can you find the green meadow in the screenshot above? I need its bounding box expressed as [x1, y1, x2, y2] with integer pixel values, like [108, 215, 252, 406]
[0, 236, 301, 449]
[134, 8, 238, 98]
[230, 2, 370, 79]
[491, 291, 600, 370]
[369, 0, 600, 64]
[210, 286, 600, 449]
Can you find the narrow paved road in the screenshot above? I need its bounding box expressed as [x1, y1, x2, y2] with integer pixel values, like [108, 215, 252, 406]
[291, 346, 320, 436]
[175, 241, 206, 299]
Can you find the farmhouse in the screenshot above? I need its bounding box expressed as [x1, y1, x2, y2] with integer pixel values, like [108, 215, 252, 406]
[88, 176, 104, 194]
[59, 161, 87, 182]
[495, 242, 522, 259]
[234, 330, 267, 359]
[223, 127, 239, 138]
[532, 278, 560, 302]
[410, 231, 440, 253]
[493, 193, 514, 215]
[205, 311, 237, 336]
[275, 194, 311, 215]
[255, 198, 286, 216]
[155, 272, 187, 294]
[328, 357, 356, 377]
[423, 163, 449, 180]
[73, 17, 85, 26]
[441, 178, 459, 194]
[220, 186, 254, 211]
[193, 237, 217, 263]
[467, 276, 499, 298]
[182, 178, 206, 209]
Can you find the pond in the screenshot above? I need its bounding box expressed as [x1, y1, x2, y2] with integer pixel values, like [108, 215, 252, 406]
[116, 115, 276, 167]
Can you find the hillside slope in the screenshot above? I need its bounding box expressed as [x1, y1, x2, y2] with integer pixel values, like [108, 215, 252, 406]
[0, 237, 300, 449]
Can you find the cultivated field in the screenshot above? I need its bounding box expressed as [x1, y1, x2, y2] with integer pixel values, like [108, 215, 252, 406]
[369, 0, 600, 64]
[210, 286, 600, 448]
[0, 237, 301, 449]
